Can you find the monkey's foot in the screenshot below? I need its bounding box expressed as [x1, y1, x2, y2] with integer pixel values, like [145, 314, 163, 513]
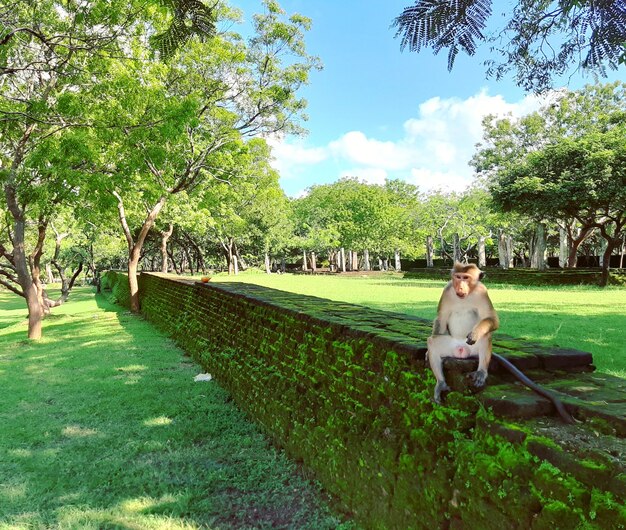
[468, 369, 488, 387]
[434, 381, 451, 404]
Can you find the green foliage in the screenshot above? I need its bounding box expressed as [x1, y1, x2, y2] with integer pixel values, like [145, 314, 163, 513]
[393, 1, 626, 92]
[393, 0, 491, 70]
[148, 0, 218, 60]
[293, 177, 425, 258]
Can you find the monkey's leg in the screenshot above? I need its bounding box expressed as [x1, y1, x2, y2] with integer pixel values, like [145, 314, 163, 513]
[427, 335, 454, 403]
[468, 335, 492, 387]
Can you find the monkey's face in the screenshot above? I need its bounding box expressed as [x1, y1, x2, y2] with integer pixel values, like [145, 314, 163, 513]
[452, 273, 475, 299]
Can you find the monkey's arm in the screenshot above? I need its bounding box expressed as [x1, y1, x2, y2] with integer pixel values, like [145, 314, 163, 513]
[466, 317, 498, 345]
[433, 285, 452, 335]
[433, 316, 449, 335]
[466, 289, 499, 345]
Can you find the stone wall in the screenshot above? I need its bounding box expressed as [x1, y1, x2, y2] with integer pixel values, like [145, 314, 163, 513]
[102, 271, 626, 529]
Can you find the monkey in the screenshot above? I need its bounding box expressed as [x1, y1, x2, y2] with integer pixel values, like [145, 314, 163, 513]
[427, 262, 498, 404]
[426, 262, 576, 425]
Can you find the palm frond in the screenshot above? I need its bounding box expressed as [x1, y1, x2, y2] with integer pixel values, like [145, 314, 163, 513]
[149, 0, 217, 60]
[392, 0, 492, 70]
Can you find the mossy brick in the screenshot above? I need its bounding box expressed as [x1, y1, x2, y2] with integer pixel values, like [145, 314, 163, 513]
[100, 271, 626, 530]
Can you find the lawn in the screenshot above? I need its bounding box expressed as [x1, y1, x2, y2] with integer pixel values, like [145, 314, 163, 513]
[207, 272, 626, 379]
[0, 287, 349, 530]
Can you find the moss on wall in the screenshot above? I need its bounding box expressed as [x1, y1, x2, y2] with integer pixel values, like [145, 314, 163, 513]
[101, 271, 625, 529]
[100, 270, 131, 308]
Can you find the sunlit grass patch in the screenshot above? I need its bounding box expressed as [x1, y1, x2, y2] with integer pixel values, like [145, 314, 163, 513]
[0, 287, 347, 529]
[208, 272, 626, 377]
[144, 416, 173, 427]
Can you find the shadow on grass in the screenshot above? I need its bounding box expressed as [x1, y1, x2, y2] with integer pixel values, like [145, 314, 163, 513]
[0, 288, 348, 530]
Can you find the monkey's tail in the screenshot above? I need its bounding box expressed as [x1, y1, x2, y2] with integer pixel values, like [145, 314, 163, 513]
[492, 353, 576, 425]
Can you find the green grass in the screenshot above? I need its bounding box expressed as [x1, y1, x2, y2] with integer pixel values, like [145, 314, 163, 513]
[206, 272, 626, 379]
[0, 287, 349, 530]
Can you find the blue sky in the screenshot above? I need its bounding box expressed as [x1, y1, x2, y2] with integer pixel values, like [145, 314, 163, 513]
[235, 1, 619, 197]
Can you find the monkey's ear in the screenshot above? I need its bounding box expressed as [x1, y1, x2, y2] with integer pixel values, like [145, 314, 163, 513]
[479, 272, 486, 281]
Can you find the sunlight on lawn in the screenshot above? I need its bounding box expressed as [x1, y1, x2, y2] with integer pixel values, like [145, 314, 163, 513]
[0, 286, 345, 529]
[208, 272, 626, 377]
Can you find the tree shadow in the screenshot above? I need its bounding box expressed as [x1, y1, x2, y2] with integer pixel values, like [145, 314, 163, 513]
[0, 289, 346, 529]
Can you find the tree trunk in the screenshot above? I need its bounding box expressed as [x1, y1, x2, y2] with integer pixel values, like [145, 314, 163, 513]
[452, 233, 460, 263]
[183, 245, 194, 275]
[15, 215, 45, 339]
[498, 230, 509, 269]
[4, 125, 46, 338]
[113, 191, 167, 313]
[310, 251, 317, 271]
[363, 249, 370, 271]
[46, 263, 55, 283]
[264, 252, 271, 274]
[167, 250, 180, 274]
[302, 250, 308, 271]
[478, 236, 486, 268]
[233, 255, 239, 275]
[351, 250, 358, 271]
[235, 243, 247, 271]
[426, 236, 434, 268]
[340, 248, 346, 272]
[223, 238, 236, 275]
[128, 249, 141, 312]
[394, 249, 401, 272]
[559, 228, 568, 268]
[596, 222, 622, 287]
[329, 250, 336, 272]
[566, 224, 593, 268]
[48, 226, 83, 308]
[160, 223, 173, 273]
[506, 235, 514, 268]
[530, 223, 547, 270]
[598, 238, 608, 268]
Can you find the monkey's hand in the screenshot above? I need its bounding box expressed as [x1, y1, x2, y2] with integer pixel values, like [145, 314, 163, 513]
[433, 381, 451, 404]
[469, 369, 488, 388]
[466, 331, 477, 345]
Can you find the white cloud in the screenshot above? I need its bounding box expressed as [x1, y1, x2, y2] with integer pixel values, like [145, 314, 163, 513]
[328, 131, 413, 170]
[266, 136, 327, 177]
[268, 89, 552, 196]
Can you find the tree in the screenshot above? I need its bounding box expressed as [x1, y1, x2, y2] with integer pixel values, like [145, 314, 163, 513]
[492, 127, 626, 284]
[0, 0, 191, 338]
[393, 0, 626, 93]
[0, 0, 120, 338]
[473, 82, 626, 272]
[90, 0, 320, 311]
[420, 187, 501, 265]
[199, 138, 289, 274]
